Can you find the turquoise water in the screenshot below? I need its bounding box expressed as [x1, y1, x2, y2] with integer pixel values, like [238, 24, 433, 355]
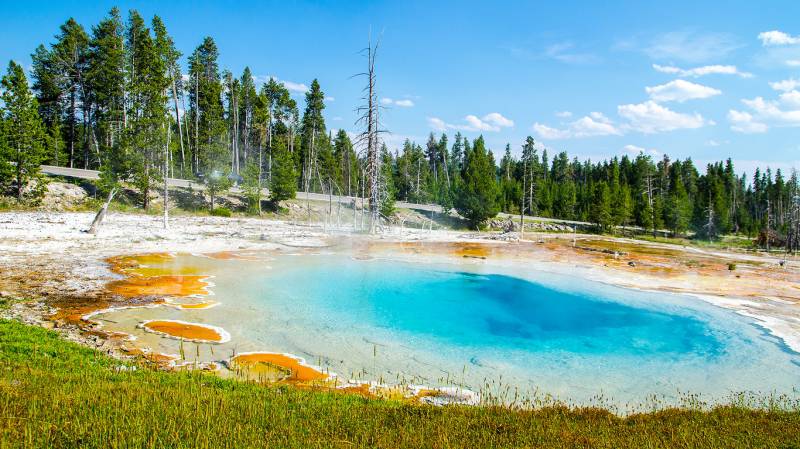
[261, 261, 720, 356]
[102, 253, 800, 407]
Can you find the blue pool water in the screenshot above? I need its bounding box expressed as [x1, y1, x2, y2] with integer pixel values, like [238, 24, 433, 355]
[105, 253, 800, 407]
[269, 262, 721, 357]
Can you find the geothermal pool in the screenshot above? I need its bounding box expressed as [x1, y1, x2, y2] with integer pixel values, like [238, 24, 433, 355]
[99, 252, 800, 407]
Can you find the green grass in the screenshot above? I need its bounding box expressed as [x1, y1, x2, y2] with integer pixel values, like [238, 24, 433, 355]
[2, 320, 800, 448]
[210, 206, 233, 217]
[635, 234, 758, 251]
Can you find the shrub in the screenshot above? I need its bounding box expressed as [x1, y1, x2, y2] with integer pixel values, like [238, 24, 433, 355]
[728, 263, 736, 271]
[210, 207, 232, 217]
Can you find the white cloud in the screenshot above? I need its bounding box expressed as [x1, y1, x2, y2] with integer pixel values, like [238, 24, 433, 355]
[652, 63, 752, 78]
[427, 117, 447, 132]
[532, 113, 621, 140]
[532, 123, 572, 140]
[645, 31, 740, 63]
[728, 110, 768, 133]
[381, 97, 415, 107]
[705, 139, 728, 147]
[758, 30, 800, 46]
[465, 115, 499, 131]
[280, 80, 309, 93]
[429, 113, 513, 132]
[325, 96, 335, 102]
[623, 144, 660, 157]
[382, 132, 426, 151]
[741, 96, 800, 126]
[780, 90, 800, 108]
[718, 159, 800, 178]
[555, 111, 572, 118]
[572, 115, 620, 136]
[544, 42, 599, 64]
[482, 112, 514, 128]
[617, 101, 711, 133]
[645, 79, 721, 102]
[787, 60, 800, 67]
[253, 75, 310, 93]
[769, 78, 800, 92]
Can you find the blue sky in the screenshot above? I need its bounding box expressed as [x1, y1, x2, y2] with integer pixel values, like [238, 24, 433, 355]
[2, 0, 800, 176]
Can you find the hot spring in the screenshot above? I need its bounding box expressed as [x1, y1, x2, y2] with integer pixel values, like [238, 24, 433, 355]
[98, 251, 800, 408]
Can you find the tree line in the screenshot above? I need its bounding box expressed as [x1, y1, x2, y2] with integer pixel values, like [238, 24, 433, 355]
[0, 8, 798, 246]
[389, 132, 800, 246]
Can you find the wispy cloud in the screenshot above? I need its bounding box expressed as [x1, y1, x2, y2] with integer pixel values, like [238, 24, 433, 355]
[652, 63, 752, 78]
[532, 123, 571, 140]
[617, 101, 712, 133]
[769, 78, 800, 92]
[644, 31, 741, 63]
[428, 113, 514, 132]
[728, 95, 800, 133]
[532, 112, 621, 140]
[727, 110, 768, 134]
[282, 80, 309, 93]
[715, 159, 800, 178]
[544, 42, 600, 64]
[753, 32, 800, 68]
[253, 75, 309, 93]
[482, 112, 514, 128]
[381, 97, 415, 108]
[555, 111, 573, 118]
[645, 79, 721, 103]
[622, 144, 660, 157]
[535, 99, 713, 140]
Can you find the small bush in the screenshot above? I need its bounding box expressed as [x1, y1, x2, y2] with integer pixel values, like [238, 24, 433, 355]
[210, 207, 232, 217]
[728, 263, 736, 271]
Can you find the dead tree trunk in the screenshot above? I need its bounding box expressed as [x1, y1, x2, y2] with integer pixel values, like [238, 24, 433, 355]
[355, 35, 383, 233]
[87, 187, 118, 234]
[163, 111, 171, 230]
[171, 69, 185, 177]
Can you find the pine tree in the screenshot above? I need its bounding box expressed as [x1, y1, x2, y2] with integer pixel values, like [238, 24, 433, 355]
[1, 61, 48, 202]
[590, 182, 612, 231]
[380, 143, 396, 216]
[125, 11, 168, 210]
[238, 67, 257, 167]
[241, 158, 262, 214]
[666, 173, 691, 236]
[87, 8, 126, 166]
[614, 184, 633, 230]
[300, 79, 326, 193]
[260, 78, 297, 183]
[30, 44, 63, 164]
[333, 129, 357, 196]
[189, 37, 225, 175]
[455, 136, 499, 228]
[270, 139, 297, 203]
[51, 18, 89, 168]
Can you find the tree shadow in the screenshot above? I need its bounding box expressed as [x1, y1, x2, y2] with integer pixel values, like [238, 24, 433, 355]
[171, 187, 207, 212]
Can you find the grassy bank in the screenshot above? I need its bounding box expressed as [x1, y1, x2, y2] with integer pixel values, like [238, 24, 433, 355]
[1, 320, 799, 448]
